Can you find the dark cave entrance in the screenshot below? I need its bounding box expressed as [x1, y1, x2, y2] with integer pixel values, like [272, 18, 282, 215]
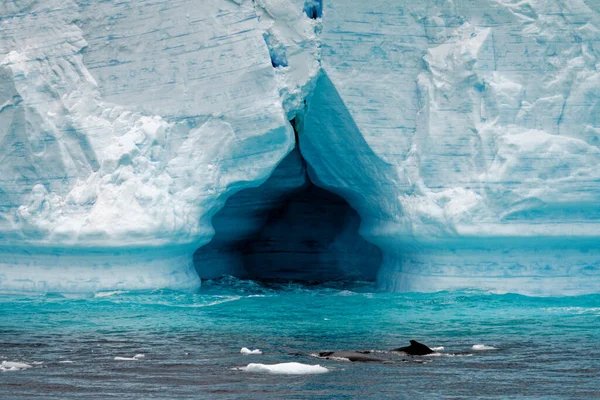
[193, 126, 382, 283]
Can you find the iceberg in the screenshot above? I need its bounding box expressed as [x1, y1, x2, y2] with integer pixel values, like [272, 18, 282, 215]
[0, 0, 598, 295]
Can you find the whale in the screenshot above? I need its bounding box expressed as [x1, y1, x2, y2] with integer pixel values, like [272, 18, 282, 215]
[393, 340, 434, 356]
[317, 351, 387, 362]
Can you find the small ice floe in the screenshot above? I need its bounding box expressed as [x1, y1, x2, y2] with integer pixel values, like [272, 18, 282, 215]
[472, 344, 497, 351]
[431, 346, 444, 352]
[238, 362, 328, 375]
[1, 361, 32, 372]
[240, 347, 262, 355]
[114, 354, 145, 361]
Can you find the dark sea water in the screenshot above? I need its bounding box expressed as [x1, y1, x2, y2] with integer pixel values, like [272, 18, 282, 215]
[1, 278, 599, 399]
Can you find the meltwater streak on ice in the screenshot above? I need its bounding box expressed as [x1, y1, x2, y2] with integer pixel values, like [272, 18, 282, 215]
[0, 280, 599, 398]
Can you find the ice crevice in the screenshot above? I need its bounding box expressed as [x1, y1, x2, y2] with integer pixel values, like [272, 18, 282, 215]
[303, 0, 322, 20]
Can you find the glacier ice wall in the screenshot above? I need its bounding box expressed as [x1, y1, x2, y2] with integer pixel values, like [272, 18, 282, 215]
[299, 0, 600, 295]
[0, 0, 599, 294]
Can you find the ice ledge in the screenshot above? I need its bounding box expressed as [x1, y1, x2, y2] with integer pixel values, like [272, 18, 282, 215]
[375, 238, 600, 296]
[381, 270, 600, 297]
[0, 247, 200, 294]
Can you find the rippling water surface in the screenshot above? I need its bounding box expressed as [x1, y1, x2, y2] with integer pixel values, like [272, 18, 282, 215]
[1, 278, 599, 399]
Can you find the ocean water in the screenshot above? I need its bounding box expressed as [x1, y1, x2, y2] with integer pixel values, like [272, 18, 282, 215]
[1, 277, 599, 399]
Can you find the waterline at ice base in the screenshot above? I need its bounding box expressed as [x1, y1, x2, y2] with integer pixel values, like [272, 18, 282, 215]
[0, 0, 599, 295]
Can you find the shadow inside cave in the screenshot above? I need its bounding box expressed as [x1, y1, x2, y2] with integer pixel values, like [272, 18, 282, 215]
[193, 145, 382, 283]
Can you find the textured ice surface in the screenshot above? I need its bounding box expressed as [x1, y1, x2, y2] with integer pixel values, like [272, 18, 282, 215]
[299, 0, 600, 295]
[0, 0, 599, 294]
[0, 0, 299, 292]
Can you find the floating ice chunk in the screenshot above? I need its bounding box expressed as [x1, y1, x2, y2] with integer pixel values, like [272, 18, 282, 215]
[472, 344, 497, 351]
[239, 362, 328, 375]
[1, 361, 32, 372]
[240, 347, 263, 355]
[114, 354, 145, 361]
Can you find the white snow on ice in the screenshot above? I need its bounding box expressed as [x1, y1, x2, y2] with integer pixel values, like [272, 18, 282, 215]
[238, 362, 329, 375]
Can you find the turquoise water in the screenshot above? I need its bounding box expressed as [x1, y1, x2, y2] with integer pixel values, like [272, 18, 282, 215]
[1, 278, 599, 399]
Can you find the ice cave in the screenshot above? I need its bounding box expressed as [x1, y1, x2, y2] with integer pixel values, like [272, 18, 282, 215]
[193, 128, 382, 282]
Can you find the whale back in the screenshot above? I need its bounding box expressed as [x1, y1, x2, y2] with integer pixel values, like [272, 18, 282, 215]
[393, 340, 434, 355]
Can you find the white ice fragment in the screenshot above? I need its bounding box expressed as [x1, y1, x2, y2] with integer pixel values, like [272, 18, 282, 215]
[240, 347, 263, 355]
[472, 344, 497, 351]
[1, 361, 32, 372]
[114, 354, 144, 361]
[238, 362, 328, 375]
